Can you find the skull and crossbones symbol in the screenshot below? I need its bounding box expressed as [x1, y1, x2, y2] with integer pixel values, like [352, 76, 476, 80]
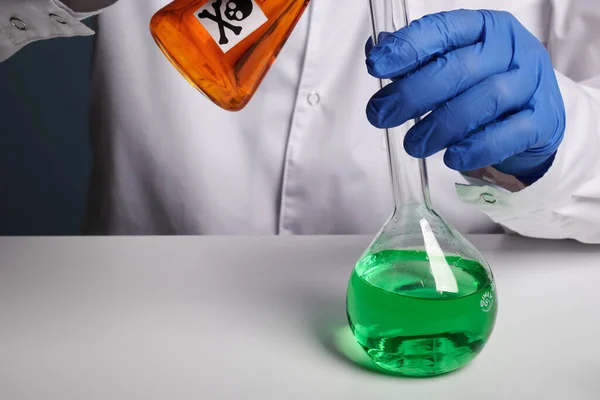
[198, 0, 254, 45]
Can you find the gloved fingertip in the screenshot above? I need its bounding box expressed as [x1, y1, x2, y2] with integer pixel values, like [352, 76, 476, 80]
[365, 32, 393, 58]
[366, 39, 420, 79]
[365, 34, 397, 76]
[377, 31, 392, 43]
[367, 46, 389, 79]
[403, 133, 424, 158]
[444, 147, 469, 171]
[366, 100, 385, 129]
[365, 47, 388, 77]
[365, 36, 374, 57]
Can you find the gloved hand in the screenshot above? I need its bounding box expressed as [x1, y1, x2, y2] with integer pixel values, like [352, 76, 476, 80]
[365, 9, 566, 185]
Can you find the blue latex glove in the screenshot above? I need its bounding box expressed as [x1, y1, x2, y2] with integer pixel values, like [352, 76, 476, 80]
[365, 10, 566, 185]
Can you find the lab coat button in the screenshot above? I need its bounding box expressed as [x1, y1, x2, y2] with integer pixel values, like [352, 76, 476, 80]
[49, 14, 67, 25]
[480, 193, 497, 204]
[10, 17, 27, 31]
[307, 92, 320, 106]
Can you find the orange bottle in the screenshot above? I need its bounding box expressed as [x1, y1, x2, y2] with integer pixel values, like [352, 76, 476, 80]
[150, 0, 311, 111]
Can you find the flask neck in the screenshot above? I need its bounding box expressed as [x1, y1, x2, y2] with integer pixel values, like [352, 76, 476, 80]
[384, 125, 432, 211]
[370, 0, 433, 211]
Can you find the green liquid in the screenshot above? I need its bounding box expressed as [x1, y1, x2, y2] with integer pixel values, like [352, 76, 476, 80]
[346, 250, 497, 377]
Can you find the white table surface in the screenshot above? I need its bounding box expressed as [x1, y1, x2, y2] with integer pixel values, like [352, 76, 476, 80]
[0, 235, 598, 400]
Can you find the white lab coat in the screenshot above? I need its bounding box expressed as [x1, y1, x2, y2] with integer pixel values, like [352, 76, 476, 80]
[1, 0, 599, 242]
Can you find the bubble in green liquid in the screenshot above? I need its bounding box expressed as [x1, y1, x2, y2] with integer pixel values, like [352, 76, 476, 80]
[346, 249, 497, 377]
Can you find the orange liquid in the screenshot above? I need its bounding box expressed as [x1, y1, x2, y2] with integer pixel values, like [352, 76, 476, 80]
[150, 0, 310, 111]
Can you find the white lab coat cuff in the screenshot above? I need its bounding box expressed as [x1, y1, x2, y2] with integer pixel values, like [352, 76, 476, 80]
[455, 71, 600, 243]
[0, 0, 94, 62]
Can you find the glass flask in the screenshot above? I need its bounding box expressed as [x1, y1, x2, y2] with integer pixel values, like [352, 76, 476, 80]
[345, 0, 498, 377]
[150, 0, 310, 111]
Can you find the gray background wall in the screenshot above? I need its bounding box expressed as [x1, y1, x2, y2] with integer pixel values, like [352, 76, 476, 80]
[0, 20, 95, 236]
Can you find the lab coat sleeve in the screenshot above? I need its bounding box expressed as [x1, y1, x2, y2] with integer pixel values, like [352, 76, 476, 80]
[455, 1, 600, 244]
[0, 0, 117, 62]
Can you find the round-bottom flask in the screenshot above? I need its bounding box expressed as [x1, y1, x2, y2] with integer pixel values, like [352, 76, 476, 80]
[346, 0, 499, 377]
[346, 204, 498, 377]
